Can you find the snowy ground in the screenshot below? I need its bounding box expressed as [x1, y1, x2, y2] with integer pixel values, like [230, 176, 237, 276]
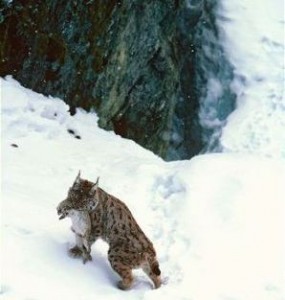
[1, 1, 285, 299]
[1, 76, 284, 300]
[218, 0, 285, 158]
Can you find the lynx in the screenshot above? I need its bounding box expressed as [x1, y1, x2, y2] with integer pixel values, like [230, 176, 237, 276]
[57, 172, 161, 290]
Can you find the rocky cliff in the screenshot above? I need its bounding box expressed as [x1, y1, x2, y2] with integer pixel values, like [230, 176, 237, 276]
[0, 0, 236, 160]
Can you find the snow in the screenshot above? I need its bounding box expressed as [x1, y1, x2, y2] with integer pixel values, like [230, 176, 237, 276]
[1, 76, 284, 300]
[1, 1, 285, 299]
[217, 0, 285, 159]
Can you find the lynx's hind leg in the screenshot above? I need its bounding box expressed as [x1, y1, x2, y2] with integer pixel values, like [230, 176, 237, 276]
[112, 262, 134, 290]
[142, 256, 161, 289]
[108, 250, 134, 290]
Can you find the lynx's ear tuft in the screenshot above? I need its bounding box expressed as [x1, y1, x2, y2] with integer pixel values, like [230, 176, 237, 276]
[74, 170, 81, 185]
[90, 177, 99, 195]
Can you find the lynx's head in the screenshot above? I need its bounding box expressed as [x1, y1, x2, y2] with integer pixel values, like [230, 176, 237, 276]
[57, 171, 99, 220]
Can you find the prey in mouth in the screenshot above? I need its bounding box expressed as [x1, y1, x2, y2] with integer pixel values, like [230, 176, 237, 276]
[57, 201, 71, 220]
[58, 209, 67, 220]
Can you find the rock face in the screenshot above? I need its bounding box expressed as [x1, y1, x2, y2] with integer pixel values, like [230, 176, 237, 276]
[0, 0, 235, 160]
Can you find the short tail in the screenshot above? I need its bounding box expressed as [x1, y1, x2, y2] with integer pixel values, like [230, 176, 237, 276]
[151, 259, 161, 276]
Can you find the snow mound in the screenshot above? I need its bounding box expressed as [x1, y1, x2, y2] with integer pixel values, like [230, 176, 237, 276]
[218, 0, 285, 159]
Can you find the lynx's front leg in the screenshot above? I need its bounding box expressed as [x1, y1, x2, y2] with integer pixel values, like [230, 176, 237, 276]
[82, 229, 92, 264]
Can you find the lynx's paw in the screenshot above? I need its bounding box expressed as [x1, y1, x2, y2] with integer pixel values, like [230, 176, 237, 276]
[117, 280, 132, 290]
[68, 246, 83, 258]
[82, 252, 92, 264]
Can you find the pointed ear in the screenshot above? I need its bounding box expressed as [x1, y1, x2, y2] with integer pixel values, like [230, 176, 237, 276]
[90, 177, 99, 195]
[73, 170, 81, 185]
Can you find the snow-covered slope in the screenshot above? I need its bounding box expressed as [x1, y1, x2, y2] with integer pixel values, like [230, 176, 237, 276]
[1, 77, 284, 300]
[218, 0, 285, 158]
[1, 1, 285, 299]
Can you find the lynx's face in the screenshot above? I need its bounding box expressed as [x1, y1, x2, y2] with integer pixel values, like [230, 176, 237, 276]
[57, 172, 99, 220]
